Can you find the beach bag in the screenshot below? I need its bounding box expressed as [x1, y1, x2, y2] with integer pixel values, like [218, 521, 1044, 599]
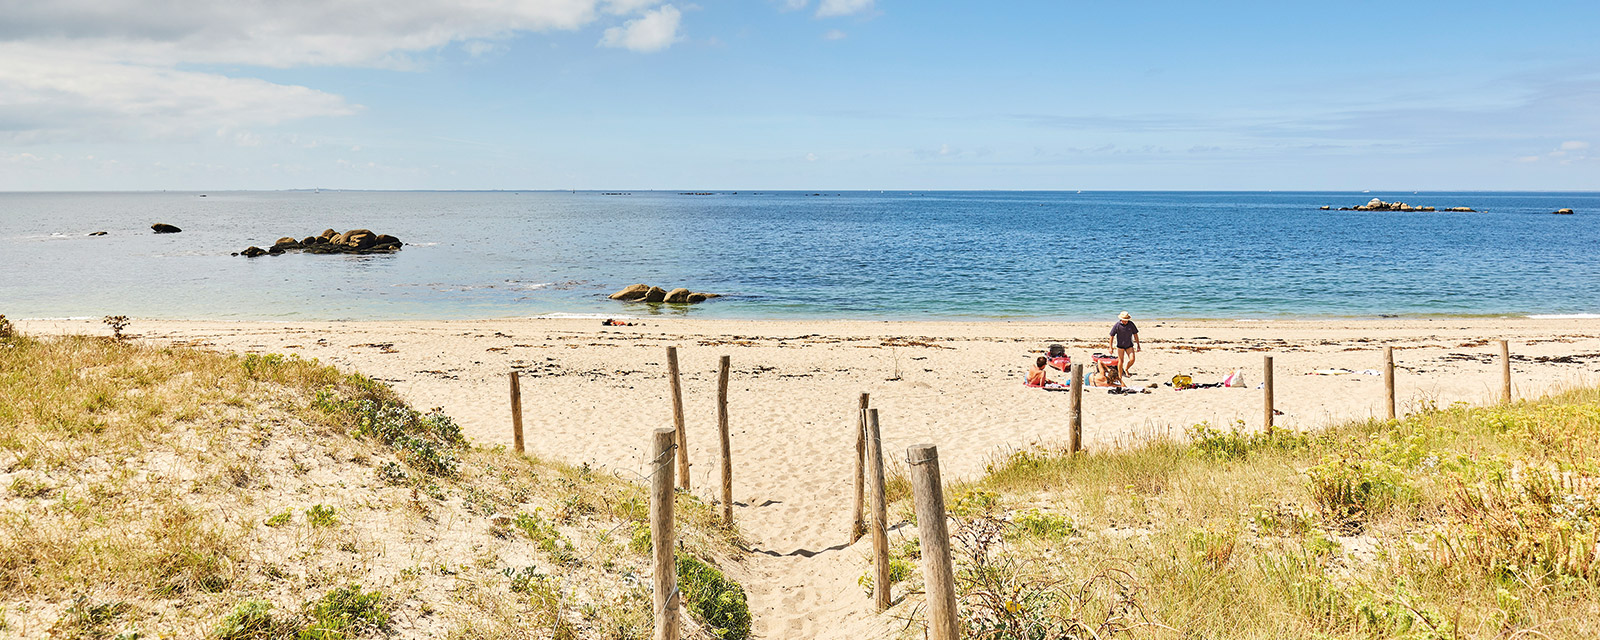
[1222, 370, 1245, 388]
[1048, 343, 1066, 358]
[1171, 374, 1193, 389]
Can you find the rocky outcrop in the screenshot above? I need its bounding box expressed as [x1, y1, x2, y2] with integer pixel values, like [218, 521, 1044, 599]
[663, 288, 693, 303]
[237, 228, 403, 257]
[609, 284, 720, 304]
[239, 246, 267, 257]
[1445, 207, 1476, 212]
[1335, 198, 1450, 212]
[151, 223, 182, 233]
[1554, 208, 1575, 215]
[609, 284, 651, 301]
[88, 231, 107, 236]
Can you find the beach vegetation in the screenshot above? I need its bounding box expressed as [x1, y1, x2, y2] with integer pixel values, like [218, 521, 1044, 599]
[883, 388, 1600, 638]
[675, 552, 751, 640]
[0, 334, 740, 637]
[102, 315, 130, 340]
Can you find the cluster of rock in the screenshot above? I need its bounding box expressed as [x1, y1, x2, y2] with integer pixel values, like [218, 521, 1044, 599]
[609, 284, 721, 304]
[1321, 198, 1474, 212]
[151, 223, 182, 233]
[1554, 208, 1575, 215]
[235, 229, 403, 257]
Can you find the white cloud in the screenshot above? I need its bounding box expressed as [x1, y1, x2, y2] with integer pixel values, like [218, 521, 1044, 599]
[0, 1, 682, 143]
[822, 29, 847, 40]
[1560, 140, 1590, 150]
[816, 0, 874, 17]
[604, 0, 663, 15]
[0, 45, 358, 143]
[599, 5, 682, 52]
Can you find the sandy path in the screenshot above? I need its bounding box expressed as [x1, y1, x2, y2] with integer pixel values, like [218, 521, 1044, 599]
[23, 316, 1600, 638]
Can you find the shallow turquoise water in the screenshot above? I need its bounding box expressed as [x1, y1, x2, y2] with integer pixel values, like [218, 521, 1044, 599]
[2, 190, 1596, 320]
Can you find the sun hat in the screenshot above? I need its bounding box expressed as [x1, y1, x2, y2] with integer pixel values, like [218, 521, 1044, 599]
[1118, 311, 1132, 320]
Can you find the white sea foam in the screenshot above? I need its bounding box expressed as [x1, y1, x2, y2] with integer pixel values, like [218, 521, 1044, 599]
[1527, 314, 1600, 319]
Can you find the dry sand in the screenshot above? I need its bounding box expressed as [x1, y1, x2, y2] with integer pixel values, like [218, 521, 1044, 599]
[22, 316, 1600, 638]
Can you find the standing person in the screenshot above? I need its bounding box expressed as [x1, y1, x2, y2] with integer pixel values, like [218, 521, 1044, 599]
[1108, 311, 1140, 377]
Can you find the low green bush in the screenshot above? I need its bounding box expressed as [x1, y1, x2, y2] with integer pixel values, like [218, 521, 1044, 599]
[675, 553, 750, 640]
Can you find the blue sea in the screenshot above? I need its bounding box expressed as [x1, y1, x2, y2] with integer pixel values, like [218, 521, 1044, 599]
[2, 190, 1596, 321]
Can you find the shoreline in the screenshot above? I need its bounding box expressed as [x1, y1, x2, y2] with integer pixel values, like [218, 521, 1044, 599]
[15, 310, 1600, 324]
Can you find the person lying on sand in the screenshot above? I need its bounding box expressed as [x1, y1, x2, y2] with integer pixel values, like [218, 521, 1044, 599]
[601, 318, 636, 326]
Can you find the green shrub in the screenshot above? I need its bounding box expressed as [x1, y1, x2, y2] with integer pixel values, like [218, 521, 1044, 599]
[1306, 453, 1415, 529]
[314, 388, 465, 477]
[857, 557, 915, 595]
[1011, 509, 1076, 541]
[213, 600, 291, 640]
[514, 512, 579, 565]
[299, 584, 389, 640]
[264, 510, 293, 528]
[675, 554, 750, 640]
[305, 505, 337, 528]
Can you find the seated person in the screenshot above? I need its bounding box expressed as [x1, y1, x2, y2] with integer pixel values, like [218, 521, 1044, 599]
[1088, 355, 1125, 388]
[1026, 356, 1052, 387]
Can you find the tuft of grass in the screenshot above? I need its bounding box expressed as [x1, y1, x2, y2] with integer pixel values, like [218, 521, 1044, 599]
[212, 599, 293, 640]
[298, 584, 389, 640]
[675, 553, 751, 640]
[305, 505, 337, 528]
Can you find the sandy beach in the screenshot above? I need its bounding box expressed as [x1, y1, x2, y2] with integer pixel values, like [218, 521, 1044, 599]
[21, 315, 1600, 638]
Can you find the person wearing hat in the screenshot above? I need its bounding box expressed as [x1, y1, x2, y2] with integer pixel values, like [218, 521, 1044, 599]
[1108, 311, 1140, 377]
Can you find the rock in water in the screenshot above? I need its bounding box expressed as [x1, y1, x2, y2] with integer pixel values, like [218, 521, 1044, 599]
[643, 286, 668, 303]
[273, 237, 301, 249]
[151, 223, 182, 234]
[240, 246, 267, 257]
[88, 231, 107, 236]
[319, 229, 338, 240]
[609, 284, 651, 301]
[663, 288, 693, 303]
[1446, 207, 1476, 212]
[1554, 208, 1575, 215]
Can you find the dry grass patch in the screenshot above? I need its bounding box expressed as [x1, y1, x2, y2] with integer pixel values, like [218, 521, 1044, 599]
[878, 392, 1600, 639]
[0, 333, 742, 639]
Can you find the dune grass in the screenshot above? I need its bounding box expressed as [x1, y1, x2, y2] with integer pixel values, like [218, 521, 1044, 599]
[0, 332, 745, 639]
[884, 391, 1600, 639]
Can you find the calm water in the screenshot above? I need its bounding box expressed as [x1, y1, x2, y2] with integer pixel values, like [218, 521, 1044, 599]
[2, 190, 1597, 321]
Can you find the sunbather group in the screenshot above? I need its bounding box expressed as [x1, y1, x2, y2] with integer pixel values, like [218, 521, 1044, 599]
[1024, 312, 1146, 392]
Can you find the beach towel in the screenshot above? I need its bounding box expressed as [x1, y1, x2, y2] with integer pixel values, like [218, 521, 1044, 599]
[1047, 355, 1071, 371]
[1308, 368, 1353, 375]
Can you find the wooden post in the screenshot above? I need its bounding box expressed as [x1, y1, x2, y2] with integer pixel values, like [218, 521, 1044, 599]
[509, 371, 525, 454]
[1384, 347, 1396, 420]
[717, 355, 733, 525]
[666, 347, 689, 490]
[907, 444, 958, 640]
[649, 428, 679, 640]
[1069, 363, 1083, 453]
[850, 392, 870, 543]
[866, 409, 891, 611]
[1263, 355, 1275, 435]
[1499, 340, 1512, 404]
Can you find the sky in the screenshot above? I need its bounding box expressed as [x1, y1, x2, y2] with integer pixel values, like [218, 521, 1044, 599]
[1, 0, 1597, 191]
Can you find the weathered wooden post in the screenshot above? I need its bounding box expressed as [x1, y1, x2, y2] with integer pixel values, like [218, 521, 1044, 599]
[649, 428, 679, 640]
[907, 444, 958, 640]
[850, 392, 870, 543]
[1384, 346, 1396, 420]
[509, 371, 525, 454]
[666, 346, 689, 490]
[717, 355, 733, 525]
[1263, 355, 1275, 435]
[866, 409, 891, 611]
[1499, 340, 1512, 404]
[1069, 363, 1084, 453]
